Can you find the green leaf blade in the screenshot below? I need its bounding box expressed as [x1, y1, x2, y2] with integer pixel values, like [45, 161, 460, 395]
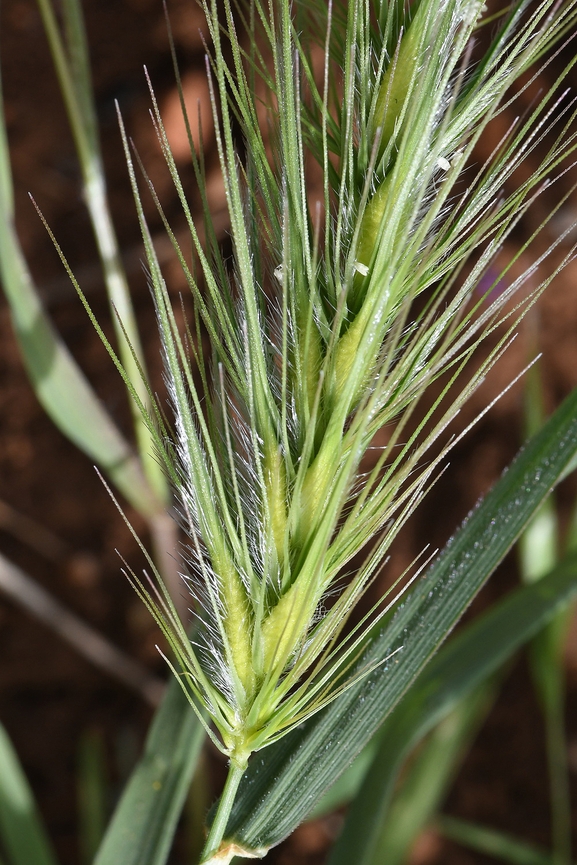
[437, 815, 554, 865]
[94, 677, 204, 865]
[0, 723, 60, 865]
[330, 551, 577, 865]
[362, 689, 494, 865]
[0, 213, 159, 518]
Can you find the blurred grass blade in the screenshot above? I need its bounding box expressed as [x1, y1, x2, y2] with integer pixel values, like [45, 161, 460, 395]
[437, 815, 556, 865]
[93, 673, 204, 865]
[35, 0, 168, 504]
[60, 0, 98, 154]
[185, 753, 211, 864]
[0, 723, 60, 865]
[520, 350, 572, 865]
[364, 685, 496, 865]
[529, 627, 572, 865]
[0, 212, 159, 517]
[77, 730, 108, 865]
[0, 60, 13, 218]
[219, 384, 577, 855]
[329, 552, 577, 865]
[0, 68, 159, 518]
[519, 351, 558, 586]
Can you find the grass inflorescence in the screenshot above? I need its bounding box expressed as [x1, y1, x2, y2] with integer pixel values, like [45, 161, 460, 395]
[60, 0, 577, 858]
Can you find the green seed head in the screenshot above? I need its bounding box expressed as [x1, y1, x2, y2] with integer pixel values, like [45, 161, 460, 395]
[111, 0, 577, 773]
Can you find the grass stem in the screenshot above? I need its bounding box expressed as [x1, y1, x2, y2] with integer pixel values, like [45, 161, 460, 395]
[200, 762, 246, 864]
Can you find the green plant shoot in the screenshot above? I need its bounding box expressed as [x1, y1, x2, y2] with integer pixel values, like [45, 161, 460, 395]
[55, 0, 577, 860]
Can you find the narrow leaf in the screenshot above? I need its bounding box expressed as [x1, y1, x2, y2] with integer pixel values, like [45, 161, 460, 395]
[77, 730, 108, 865]
[94, 674, 204, 865]
[0, 211, 159, 518]
[437, 815, 556, 865]
[0, 38, 155, 513]
[329, 551, 577, 865]
[0, 723, 60, 865]
[521, 352, 572, 865]
[365, 687, 495, 865]
[34, 0, 169, 504]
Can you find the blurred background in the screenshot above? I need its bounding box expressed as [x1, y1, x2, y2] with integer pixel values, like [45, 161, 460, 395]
[2, 0, 577, 862]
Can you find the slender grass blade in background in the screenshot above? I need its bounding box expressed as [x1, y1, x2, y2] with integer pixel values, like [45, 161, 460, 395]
[0, 61, 159, 518]
[184, 754, 211, 864]
[34, 0, 188, 611]
[93, 673, 204, 865]
[0, 49, 13, 220]
[0, 723, 60, 865]
[436, 815, 558, 865]
[0, 212, 158, 517]
[34, 0, 168, 506]
[356, 687, 497, 865]
[520, 353, 573, 865]
[77, 730, 108, 865]
[220, 385, 577, 855]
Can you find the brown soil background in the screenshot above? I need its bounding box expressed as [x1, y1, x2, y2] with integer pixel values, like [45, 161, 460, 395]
[2, 1, 577, 863]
